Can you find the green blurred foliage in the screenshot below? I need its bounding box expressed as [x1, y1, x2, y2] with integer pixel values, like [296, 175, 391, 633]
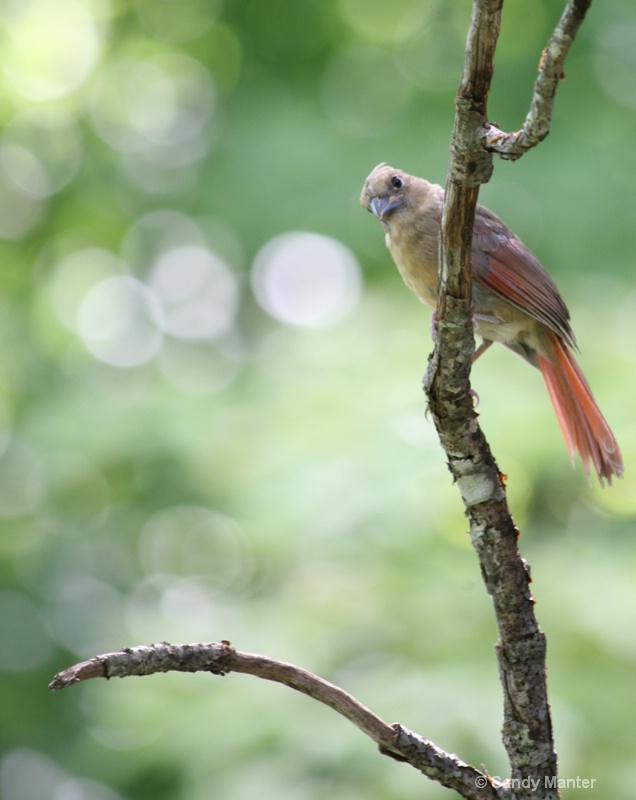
[0, 1, 635, 799]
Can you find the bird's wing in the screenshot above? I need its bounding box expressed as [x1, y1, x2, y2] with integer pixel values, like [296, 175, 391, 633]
[471, 205, 576, 348]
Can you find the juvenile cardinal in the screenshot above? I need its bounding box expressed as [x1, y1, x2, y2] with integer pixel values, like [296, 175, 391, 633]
[361, 164, 623, 485]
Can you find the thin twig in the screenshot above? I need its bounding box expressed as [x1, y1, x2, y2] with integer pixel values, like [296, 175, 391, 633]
[49, 641, 502, 800]
[484, 0, 592, 159]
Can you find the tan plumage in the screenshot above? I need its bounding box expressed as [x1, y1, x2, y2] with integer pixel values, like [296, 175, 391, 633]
[361, 164, 623, 485]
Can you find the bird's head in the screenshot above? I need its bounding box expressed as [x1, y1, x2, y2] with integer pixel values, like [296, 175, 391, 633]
[360, 164, 412, 226]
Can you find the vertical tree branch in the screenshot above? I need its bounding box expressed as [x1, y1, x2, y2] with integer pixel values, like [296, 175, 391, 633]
[422, 0, 574, 795]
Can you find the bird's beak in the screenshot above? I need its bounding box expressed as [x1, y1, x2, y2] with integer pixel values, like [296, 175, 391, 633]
[369, 195, 402, 221]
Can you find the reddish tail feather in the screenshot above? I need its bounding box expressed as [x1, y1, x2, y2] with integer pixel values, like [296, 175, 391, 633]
[538, 334, 623, 485]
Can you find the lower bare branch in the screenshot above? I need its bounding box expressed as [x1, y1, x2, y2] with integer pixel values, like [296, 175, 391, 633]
[49, 641, 501, 800]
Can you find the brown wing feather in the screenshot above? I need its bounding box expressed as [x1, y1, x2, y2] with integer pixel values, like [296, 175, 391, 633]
[471, 205, 576, 349]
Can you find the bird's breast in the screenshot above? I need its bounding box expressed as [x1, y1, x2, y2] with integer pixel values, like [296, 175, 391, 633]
[386, 224, 439, 309]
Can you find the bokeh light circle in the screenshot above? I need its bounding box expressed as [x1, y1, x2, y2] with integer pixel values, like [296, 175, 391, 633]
[252, 232, 362, 328]
[0, 108, 84, 198]
[77, 276, 164, 367]
[90, 53, 214, 154]
[3, 0, 101, 102]
[149, 245, 240, 340]
[48, 248, 127, 331]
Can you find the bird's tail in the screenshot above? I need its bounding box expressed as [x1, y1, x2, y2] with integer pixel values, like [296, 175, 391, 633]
[538, 334, 623, 485]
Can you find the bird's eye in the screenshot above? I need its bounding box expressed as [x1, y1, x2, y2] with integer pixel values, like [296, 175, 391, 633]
[390, 175, 403, 190]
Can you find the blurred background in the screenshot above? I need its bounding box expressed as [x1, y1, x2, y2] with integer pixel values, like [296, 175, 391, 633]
[0, 0, 635, 798]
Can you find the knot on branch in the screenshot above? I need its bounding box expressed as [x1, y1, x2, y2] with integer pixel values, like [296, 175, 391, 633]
[448, 98, 494, 186]
[453, 458, 502, 506]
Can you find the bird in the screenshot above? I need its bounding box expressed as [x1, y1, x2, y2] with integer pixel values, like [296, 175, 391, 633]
[360, 163, 623, 485]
